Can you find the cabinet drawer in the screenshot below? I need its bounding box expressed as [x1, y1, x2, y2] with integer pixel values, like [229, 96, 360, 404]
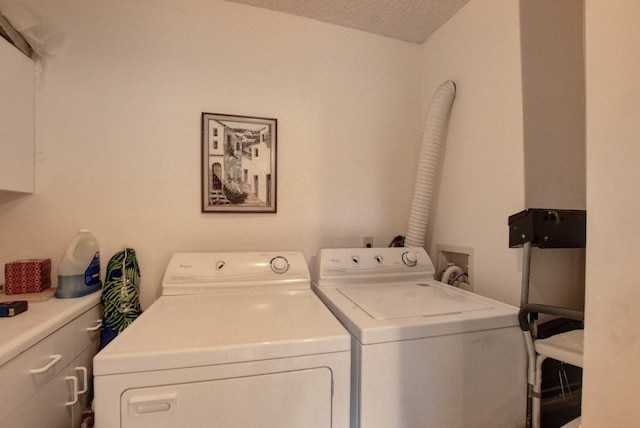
[68, 304, 102, 359]
[0, 304, 100, 420]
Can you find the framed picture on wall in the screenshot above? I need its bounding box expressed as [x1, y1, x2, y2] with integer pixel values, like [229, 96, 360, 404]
[201, 112, 277, 213]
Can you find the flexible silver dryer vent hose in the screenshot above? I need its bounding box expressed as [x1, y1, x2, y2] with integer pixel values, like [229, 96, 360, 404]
[404, 80, 456, 248]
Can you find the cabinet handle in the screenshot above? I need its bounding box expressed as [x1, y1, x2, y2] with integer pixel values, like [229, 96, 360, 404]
[65, 376, 79, 406]
[86, 319, 102, 332]
[76, 366, 88, 394]
[30, 354, 62, 374]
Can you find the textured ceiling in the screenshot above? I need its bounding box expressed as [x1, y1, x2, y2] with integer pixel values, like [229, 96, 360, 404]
[222, 0, 471, 44]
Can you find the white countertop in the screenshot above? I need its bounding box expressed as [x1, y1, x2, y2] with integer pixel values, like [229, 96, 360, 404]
[0, 292, 101, 366]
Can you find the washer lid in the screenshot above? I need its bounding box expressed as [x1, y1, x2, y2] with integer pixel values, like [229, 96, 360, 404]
[313, 280, 520, 344]
[339, 283, 493, 320]
[94, 290, 350, 376]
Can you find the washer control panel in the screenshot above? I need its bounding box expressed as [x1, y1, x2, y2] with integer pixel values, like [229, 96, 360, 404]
[401, 251, 418, 267]
[314, 247, 436, 287]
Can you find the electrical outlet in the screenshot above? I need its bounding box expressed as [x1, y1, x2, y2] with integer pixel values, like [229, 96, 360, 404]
[363, 236, 374, 248]
[435, 245, 474, 291]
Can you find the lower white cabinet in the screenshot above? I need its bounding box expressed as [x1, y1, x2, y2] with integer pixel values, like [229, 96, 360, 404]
[1, 304, 100, 428]
[5, 345, 96, 428]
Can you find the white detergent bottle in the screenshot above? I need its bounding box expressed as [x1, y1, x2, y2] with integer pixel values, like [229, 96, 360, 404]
[56, 229, 102, 298]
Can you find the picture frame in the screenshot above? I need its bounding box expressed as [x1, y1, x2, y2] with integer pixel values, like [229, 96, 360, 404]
[201, 112, 277, 213]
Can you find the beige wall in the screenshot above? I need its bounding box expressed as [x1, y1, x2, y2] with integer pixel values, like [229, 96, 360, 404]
[422, 0, 587, 311]
[519, 0, 586, 311]
[583, 0, 640, 425]
[421, 0, 526, 306]
[520, 0, 586, 210]
[0, 0, 424, 308]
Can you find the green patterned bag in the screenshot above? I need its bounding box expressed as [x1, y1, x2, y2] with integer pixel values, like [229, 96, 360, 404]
[99, 248, 142, 350]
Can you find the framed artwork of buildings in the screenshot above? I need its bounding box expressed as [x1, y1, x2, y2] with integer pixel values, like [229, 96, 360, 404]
[201, 112, 277, 213]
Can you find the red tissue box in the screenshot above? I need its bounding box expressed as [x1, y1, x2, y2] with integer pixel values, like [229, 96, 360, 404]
[4, 259, 51, 295]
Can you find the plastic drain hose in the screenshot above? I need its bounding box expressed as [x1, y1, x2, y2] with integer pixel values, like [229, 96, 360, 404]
[404, 80, 456, 248]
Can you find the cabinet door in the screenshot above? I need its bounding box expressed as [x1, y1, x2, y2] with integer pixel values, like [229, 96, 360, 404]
[70, 344, 97, 428]
[0, 36, 35, 193]
[4, 366, 73, 428]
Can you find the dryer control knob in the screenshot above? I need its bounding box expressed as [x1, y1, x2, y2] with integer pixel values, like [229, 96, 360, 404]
[402, 251, 418, 267]
[270, 256, 290, 274]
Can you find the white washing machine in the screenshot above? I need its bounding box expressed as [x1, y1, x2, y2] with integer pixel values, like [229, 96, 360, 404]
[93, 251, 351, 428]
[312, 247, 527, 428]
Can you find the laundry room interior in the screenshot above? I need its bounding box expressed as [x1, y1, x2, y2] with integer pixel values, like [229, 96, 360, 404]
[0, 0, 638, 426]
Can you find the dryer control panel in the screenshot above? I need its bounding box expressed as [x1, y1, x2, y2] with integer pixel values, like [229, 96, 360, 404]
[162, 251, 310, 295]
[313, 247, 436, 287]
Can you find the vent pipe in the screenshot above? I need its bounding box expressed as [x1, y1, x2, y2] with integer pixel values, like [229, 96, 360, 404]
[404, 80, 456, 248]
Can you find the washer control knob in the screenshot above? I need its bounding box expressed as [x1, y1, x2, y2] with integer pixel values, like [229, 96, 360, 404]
[270, 256, 289, 274]
[374, 255, 384, 264]
[402, 251, 418, 267]
[351, 255, 360, 265]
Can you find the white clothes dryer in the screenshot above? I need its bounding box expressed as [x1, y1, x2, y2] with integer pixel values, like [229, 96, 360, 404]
[94, 252, 350, 428]
[312, 247, 527, 428]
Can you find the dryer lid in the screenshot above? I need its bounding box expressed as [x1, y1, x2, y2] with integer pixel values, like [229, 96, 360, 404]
[94, 290, 350, 376]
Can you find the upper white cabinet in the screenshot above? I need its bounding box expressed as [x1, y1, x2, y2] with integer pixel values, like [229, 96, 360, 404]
[0, 35, 35, 193]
